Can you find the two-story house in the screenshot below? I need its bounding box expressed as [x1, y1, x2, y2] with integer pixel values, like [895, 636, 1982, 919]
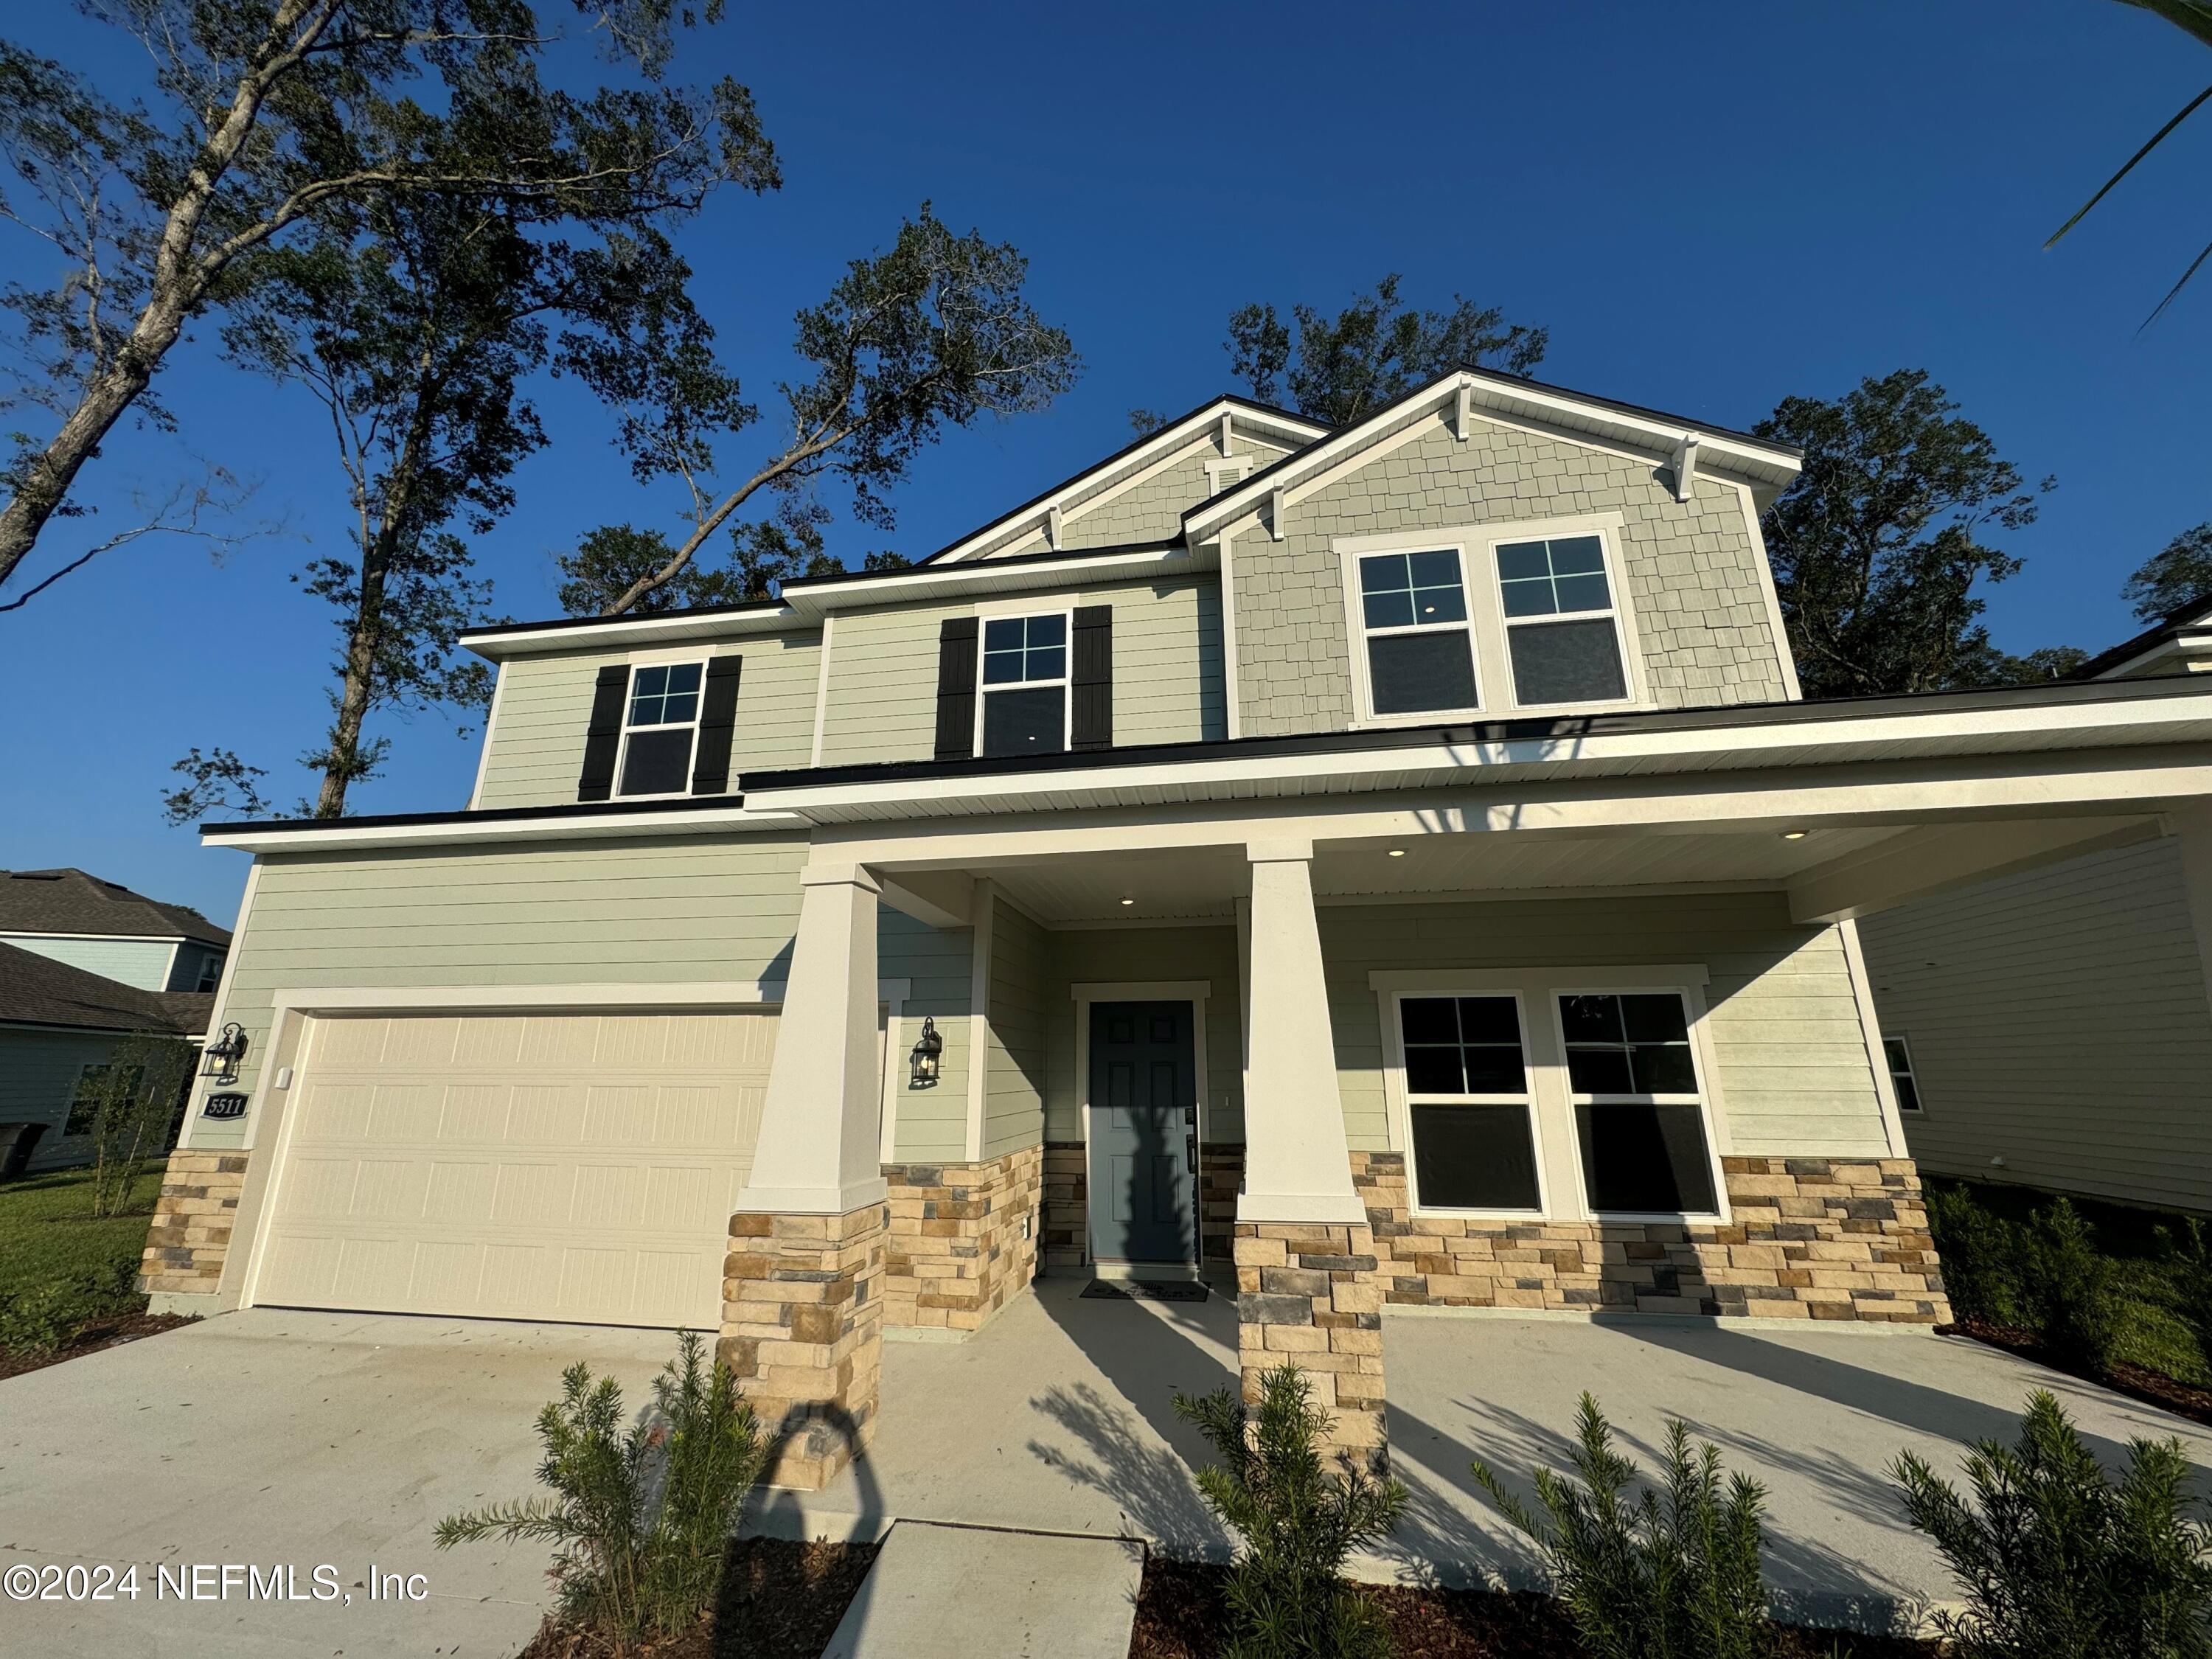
[141, 366, 2212, 1486]
[1, 869, 226, 1173]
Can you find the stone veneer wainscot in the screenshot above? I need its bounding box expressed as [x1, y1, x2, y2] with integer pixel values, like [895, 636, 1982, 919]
[138, 1150, 248, 1298]
[1351, 1152, 1951, 1322]
[880, 1145, 1043, 1335]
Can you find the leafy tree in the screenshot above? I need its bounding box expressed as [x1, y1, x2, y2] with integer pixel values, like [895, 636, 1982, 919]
[1756, 369, 2062, 698]
[1128, 406, 1169, 437]
[2045, 3, 2212, 326]
[2124, 523, 2212, 622]
[564, 204, 1077, 616]
[0, 0, 776, 605]
[73, 1033, 195, 1217]
[554, 511, 908, 614]
[1224, 274, 1546, 426]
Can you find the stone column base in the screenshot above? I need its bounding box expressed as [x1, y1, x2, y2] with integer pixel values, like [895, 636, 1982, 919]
[720, 1202, 886, 1490]
[139, 1150, 248, 1298]
[1233, 1220, 1388, 1474]
[881, 1145, 1042, 1336]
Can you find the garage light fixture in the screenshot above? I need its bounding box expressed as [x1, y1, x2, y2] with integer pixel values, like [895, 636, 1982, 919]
[908, 1016, 943, 1088]
[201, 1022, 248, 1085]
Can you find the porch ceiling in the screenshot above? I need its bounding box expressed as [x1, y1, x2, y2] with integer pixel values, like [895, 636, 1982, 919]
[971, 816, 2158, 928]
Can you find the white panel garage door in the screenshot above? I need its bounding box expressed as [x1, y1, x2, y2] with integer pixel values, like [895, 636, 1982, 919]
[251, 1009, 776, 1327]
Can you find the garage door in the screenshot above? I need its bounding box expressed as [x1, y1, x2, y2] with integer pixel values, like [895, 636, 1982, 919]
[250, 1009, 777, 1327]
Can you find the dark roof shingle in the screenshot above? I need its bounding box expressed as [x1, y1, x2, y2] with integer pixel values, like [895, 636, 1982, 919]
[0, 942, 214, 1035]
[0, 868, 229, 946]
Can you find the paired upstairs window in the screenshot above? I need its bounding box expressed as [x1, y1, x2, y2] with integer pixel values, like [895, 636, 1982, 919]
[574, 656, 743, 803]
[1343, 520, 1640, 723]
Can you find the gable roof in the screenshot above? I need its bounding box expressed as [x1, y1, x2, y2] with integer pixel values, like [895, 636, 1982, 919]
[2076, 594, 2212, 682]
[924, 394, 1329, 566]
[1181, 364, 1802, 544]
[0, 868, 229, 946]
[0, 941, 215, 1035]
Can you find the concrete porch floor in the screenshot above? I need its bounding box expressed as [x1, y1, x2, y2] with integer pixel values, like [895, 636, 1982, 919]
[761, 1276, 2212, 1631]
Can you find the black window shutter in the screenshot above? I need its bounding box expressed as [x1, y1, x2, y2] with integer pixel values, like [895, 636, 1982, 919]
[577, 664, 630, 801]
[933, 618, 980, 759]
[1071, 604, 1113, 751]
[690, 655, 744, 795]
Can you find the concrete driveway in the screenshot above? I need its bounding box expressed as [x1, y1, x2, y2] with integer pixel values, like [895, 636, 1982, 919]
[0, 1310, 673, 1659]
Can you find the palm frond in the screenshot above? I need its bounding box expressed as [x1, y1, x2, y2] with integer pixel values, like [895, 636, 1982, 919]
[2045, 83, 2212, 249]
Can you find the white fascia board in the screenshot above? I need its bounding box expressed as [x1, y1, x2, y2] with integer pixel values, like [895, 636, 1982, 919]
[1, 929, 189, 945]
[931, 400, 1329, 566]
[201, 805, 807, 855]
[780, 542, 1214, 612]
[1183, 371, 1799, 543]
[2091, 633, 2212, 682]
[461, 545, 1219, 663]
[748, 688, 2212, 824]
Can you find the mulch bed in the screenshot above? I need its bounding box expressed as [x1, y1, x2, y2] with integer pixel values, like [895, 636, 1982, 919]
[0, 1311, 198, 1382]
[515, 1538, 878, 1659]
[1941, 1317, 2212, 1429]
[1130, 1559, 1937, 1658]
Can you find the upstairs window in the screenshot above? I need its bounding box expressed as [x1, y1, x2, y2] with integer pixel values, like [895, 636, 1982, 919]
[194, 954, 223, 993]
[1884, 1034, 1922, 1113]
[1493, 535, 1628, 705]
[978, 613, 1068, 757]
[1560, 991, 1719, 1215]
[618, 661, 703, 796]
[1356, 549, 1478, 717]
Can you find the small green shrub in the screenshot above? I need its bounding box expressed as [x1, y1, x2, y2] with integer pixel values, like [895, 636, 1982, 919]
[436, 1331, 763, 1652]
[2020, 1199, 2124, 1373]
[1471, 1393, 1770, 1659]
[1894, 1389, 2212, 1659]
[2159, 1219, 2212, 1377]
[1173, 1361, 1408, 1659]
[1927, 1183, 2025, 1327]
[0, 1257, 142, 1355]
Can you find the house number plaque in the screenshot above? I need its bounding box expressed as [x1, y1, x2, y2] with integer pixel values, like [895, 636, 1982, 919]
[201, 1093, 249, 1120]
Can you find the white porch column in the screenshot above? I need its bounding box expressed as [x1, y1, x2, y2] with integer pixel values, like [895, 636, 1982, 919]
[2169, 805, 2212, 1027]
[1235, 838, 1387, 1470]
[738, 862, 890, 1215]
[1239, 841, 1363, 1224]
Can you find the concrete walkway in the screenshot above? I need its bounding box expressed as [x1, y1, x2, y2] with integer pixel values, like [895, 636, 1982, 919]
[0, 1309, 671, 1659]
[821, 1521, 1141, 1658]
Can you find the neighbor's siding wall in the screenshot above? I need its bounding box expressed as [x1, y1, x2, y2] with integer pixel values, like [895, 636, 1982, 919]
[473, 632, 822, 811]
[1041, 925, 1245, 1144]
[1318, 890, 1888, 1156]
[1860, 837, 2212, 1213]
[164, 942, 227, 992]
[1233, 414, 1790, 736]
[0, 1026, 123, 1169]
[816, 574, 1225, 766]
[1, 935, 175, 992]
[983, 900, 1048, 1158]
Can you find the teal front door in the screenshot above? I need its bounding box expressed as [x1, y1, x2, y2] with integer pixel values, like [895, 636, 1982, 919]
[1087, 1001, 1198, 1267]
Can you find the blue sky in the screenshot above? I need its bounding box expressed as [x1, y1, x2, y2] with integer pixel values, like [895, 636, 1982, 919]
[1, 1, 2207, 928]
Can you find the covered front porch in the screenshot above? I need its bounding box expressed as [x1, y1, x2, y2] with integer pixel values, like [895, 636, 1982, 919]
[725, 677, 2212, 1486]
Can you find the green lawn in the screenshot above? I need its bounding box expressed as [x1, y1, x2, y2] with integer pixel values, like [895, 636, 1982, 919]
[1932, 1176, 2212, 1389]
[0, 1165, 162, 1312]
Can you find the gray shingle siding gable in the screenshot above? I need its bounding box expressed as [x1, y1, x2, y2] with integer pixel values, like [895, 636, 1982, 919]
[1231, 416, 1791, 735]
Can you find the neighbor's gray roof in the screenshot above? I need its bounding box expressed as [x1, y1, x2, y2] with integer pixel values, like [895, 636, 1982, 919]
[0, 942, 215, 1036]
[0, 868, 229, 947]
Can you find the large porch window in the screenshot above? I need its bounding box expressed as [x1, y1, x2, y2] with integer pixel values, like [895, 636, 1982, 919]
[1377, 966, 1727, 1223]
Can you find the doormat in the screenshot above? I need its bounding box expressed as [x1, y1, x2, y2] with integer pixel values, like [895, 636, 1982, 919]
[1080, 1279, 1210, 1303]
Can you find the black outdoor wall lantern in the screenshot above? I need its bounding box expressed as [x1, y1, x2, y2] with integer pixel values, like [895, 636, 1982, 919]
[908, 1016, 942, 1088]
[201, 1022, 248, 1085]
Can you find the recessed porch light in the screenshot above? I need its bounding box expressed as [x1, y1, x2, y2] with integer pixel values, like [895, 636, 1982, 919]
[1387, 848, 1406, 858]
[1780, 830, 1808, 841]
[1119, 896, 1134, 906]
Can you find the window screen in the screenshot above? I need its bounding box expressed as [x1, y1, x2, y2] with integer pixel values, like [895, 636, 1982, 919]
[979, 614, 1068, 757]
[1358, 550, 1478, 716]
[1399, 995, 1540, 1210]
[1494, 536, 1628, 705]
[618, 661, 703, 797]
[1559, 992, 1717, 1214]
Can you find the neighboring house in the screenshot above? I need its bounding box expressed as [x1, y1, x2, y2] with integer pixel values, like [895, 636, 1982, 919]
[1860, 595, 2212, 1217]
[0, 867, 231, 993]
[0, 942, 215, 1172]
[142, 365, 2212, 1487]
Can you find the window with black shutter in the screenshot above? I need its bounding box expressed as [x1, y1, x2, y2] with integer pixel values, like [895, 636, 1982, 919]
[575, 664, 631, 801]
[1071, 604, 1113, 751]
[689, 656, 743, 794]
[933, 618, 979, 759]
